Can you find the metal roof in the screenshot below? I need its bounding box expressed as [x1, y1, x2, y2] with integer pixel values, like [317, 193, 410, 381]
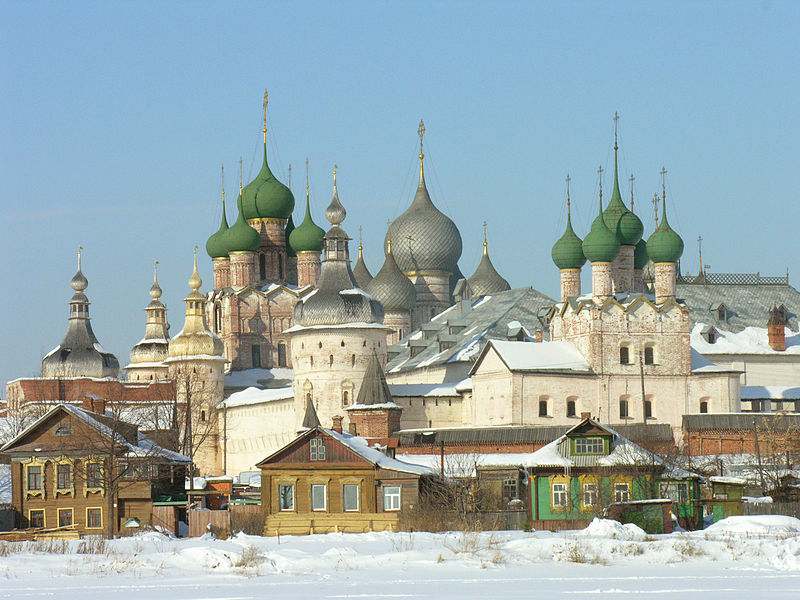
[682, 413, 800, 431]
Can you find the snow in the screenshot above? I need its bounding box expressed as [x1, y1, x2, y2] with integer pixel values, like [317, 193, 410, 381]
[741, 385, 800, 400]
[0, 464, 10, 503]
[283, 322, 392, 333]
[691, 323, 800, 355]
[709, 475, 747, 485]
[1, 521, 800, 598]
[186, 476, 207, 490]
[690, 348, 732, 372]
[163, 354, 226, 363]
[486, 340, 592, 373]
[325, 429, 435, 476]
[218, 386, 294, 409]
[340, 288, 379, 302]
[345, 402, 401, 410]
[225, 367, 294, 388]
[389, 383, 460, 397]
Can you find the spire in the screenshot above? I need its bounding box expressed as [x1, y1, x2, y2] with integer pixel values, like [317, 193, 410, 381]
[150, 260, 162, 300]
[71, 246, 88, 292]
[325, 164, 346, 225]
[418, 119, 426, 184]
[189, 246, 202, 292]
[597, 165, 604, 214]
[482, 221, 488, 256]
[629, 174, 635, 210]
[697, 235, 704, 275]
[262, 88, 268, 144]
[354, 352, 394, 406]
[611, 111, 623, 202]
[301, 394, 321, 429]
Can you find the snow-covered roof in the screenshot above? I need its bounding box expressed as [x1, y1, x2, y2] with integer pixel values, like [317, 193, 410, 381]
[225, 367, 294, 389]
[709, 475, 747, 485]
[388, 382, 463, 397]
[741, 386, 800, 400]
[474, 339, 592, 374]
[691, 323, 800, 356]
[217, 386, 294, 409]
[326, 429, 435, 475]
[690, 348, 737, 373]
[284, 322, 392, 333]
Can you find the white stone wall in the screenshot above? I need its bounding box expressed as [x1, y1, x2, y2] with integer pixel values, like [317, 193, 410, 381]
[701, 353, 800, 387]
[393, 395, 463, 429]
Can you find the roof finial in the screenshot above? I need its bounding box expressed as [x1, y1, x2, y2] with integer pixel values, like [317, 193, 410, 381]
[660, 167, 668, 219]
[418, 119, 426, 182]
[262, 88, 268, 144]
[150, 260, 162, 299]
[652, 192, 660, 228]
[597, 165, 604, 211]
[482, 220, 488, 255]
[697, 235, 704, 275]
[566, 174, 571, 215]
[306, 157, 310, 197]
[358, 225, 364, 255]
[189, 245, 202, 291]
[70, 245, 88, 292]
[288, 163, 292, 191]
[387, 231, 392, 255]
[333, 163, 338, 187]
[629, 173, 635, 210]
[77, 245, 83, 271]
[239, 156, 243, 193]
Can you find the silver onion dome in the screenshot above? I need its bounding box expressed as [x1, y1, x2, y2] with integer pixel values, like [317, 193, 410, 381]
[365, 239, 416, 312]
[467, 242, 510, 298]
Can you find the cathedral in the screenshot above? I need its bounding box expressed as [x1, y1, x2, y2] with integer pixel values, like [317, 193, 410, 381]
[6, 99, 799, 477]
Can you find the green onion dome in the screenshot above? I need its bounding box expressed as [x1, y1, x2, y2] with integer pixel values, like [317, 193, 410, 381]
[551, 209, 586, 270]
[205, 196, 230, 259]
[646, 197, 684, 264]
[582, 195, 620, 264]
[241, 143, 295, 220]
[289, 191, 325, 253]
[634, 238, 649, 270]
[285, 215, 296, 258]
[223, 192, 261, 253]
[603, 154, 643, 246]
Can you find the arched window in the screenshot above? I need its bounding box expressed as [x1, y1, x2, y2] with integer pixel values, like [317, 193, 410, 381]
[277, 342, 287, 367]
[644, 398, 653, 419]
[619, 396, 629, 419]
[318, 342, 323, 349]
[329, 354, 334, 366]
[566, 398, 577, 418]
[699, 398, 709, 414]
[619, 344, 631, 365]
[340, 340, 345, 347]
[342, 391, 349, 406]
[351, 354, 355, 367]
[259, 254, 267, 280]
[538, 397, 548, 417]
[644, 344, 655, 365]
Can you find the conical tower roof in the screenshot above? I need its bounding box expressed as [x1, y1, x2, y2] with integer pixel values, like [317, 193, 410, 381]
[42, 248, 120, 378]
[603, 123, 643, 246]
[385, 122, 462, 274]
[352, 242, 373, 289]
[365, 237, 416, 311]
[300, 395, 321, 429]
[647, 180, 684, 264]
[467, 237, 510, 297]
[352, 352, 394, 407]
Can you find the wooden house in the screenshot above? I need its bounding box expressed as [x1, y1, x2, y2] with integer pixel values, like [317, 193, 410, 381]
[257, 400, 435, 535]
[0, 402, 190, 537]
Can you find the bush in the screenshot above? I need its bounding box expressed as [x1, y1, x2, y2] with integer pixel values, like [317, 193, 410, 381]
[231, 509, 266, 536]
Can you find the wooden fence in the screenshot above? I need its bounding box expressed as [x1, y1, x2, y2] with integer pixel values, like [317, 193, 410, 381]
[743, 501, 800, 519]
[188, 505, 263, 537]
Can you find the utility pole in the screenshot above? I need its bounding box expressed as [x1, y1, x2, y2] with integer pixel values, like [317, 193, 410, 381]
[639, 351, 647, 424]
[753, 418, 766, 495]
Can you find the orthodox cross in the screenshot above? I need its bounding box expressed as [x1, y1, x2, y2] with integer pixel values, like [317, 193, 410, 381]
[334, 164, 338, 185]
[305, 157, 309, 196]
[221, 164, 225, 203]
[239, 157, 243, 192]
[287, 164, 292, 191]
[263, 89, 269, 139]
[566, 174, 571, 212]
[597, 165, 604, 202]
[418, 120, 425, 158]
[698, 236, 704, 274]
[613, 111, 619, 151]
[629, 174, 635, 210]
[660, 167, 668, 201]
[483, 220, 488, 254]
[652, 193, 660, 228]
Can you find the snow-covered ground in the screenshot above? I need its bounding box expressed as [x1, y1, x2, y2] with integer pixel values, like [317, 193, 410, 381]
[1, 517, 800, 598]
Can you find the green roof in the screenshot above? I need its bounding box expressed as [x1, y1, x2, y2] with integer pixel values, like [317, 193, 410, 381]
[582, 196, 620, 263]
[603, 151, 643, 246]
[551, 209, 586, 270]
[223, 192, 261, 253]
[646, 197, 683, 264]
[241, 143, 295, 220]
[289, 192, 325, 253]
[634, 238, 649, 270]
[205, 197, 230, 259]
[285, 214, 297, 257]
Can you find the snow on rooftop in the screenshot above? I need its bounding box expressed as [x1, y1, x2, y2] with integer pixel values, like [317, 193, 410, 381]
[327, 429, 434, 476]
[218, 386, 294, 409]
[691, 323, 800, 355]
[741, 385, 800, 400]
[284, 322, 392, 333]
[690, 348, 734, 373]
[488, 340, 591, 372]
[225, 367, 294, 388]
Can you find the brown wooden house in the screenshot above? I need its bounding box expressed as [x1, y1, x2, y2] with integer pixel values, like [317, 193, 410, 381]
[257, 401, 435, 536]
[0, 403, 190, 537]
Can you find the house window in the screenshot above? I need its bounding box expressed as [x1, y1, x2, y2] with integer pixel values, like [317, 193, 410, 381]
[619, 398, 629, 419]
[552, 482, 568, 507]
[86, 463, 102, 488]
[311, 484, 326, 511]
[310, 438, 326, 461]
[342, 391, 349, 407]
[277, 342, 287, 367]
[575, 437, 604, 455]
[538, 399, 548, 417]
[57, 464, 72, 490]
[619, 345, 630, 365]
[614, 482, 631, 503]
[119, 462, 134, 479]
[644, 400, 653, 419]
[200, 410, 207, 422]
[26, 465, 42, 491]
[566, 399, 576, 418]
[383, 485, 401, 511]
[644, 345, 655, 365]
[58, 508, 73, 528]
[278, 484, 295, 510]
[251, 345, 262, 368]
[55, 424, 73, 436]
[700, 400, 709, 414]
[502, 478, 518, 503]
[659, 482, 689, 504]
[29, 510, 45, 528]
[583, 482, 598, 507]
[343, 484, 359, 512]
[86, 508, 102, 529]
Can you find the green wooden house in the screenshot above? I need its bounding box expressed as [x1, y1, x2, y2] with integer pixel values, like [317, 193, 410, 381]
[527, 418, 673, 532]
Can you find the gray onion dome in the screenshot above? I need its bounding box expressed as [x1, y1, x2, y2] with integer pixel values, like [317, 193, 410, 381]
[365, 239, 416, 312]
[467, 241, 510, 297]
[385, 156, 462, 274]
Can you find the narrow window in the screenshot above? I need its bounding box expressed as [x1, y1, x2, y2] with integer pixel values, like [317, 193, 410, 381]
[351, 354, 355, 367]
[57, 464, 71, 489]
[278, 484, 294, 510]
[700, 401, 708, 414]
[310, 438, 326, 461]
[29, 510, 45, 528]
[58, 508, 73, 528]
[329, 354, 333, 366]
[619, 346, 630, 365]
[200, 410, 207, 422]
[619, 399, 629, 419]
[644, 400, 653, 419]
[27, 465, 42, 491]
[310, 356, 314, 367]
[251, 345, 262, 368]
[566, 400, 576, 418]
[311, 484, 327, 511]
[644, 345, 654, 365]
[342, 391, 349, 407]
[538, 399, 548, 417]
[259, 254, 267, 280]
[383, 485, 401, 511]
[343, 484, 359, 512]
[502, 478, 518, 503]
[552, 482, 567, 507]
[583, 482, 598, 507]
[277, 342, 287, 367]
[614, 482, 631, 503]
[340, 340, 345, 347]
[87, 508, 102, 529]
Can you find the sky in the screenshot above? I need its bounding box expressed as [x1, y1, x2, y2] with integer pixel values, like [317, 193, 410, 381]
[1, 1, 799, 397]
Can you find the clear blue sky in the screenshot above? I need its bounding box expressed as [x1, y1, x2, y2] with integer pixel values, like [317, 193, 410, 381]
[2, 1, 799, 396]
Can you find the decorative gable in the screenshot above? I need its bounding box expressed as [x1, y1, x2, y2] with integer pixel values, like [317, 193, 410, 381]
[257, 429, 372, 468]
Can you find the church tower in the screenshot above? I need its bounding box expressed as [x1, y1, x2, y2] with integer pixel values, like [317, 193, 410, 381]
[582, 169, 620, 301]
[385, 121, 462, 328]
[166, 248, 226, 475]
[647, 169, 684, 303]
[288, 159, 325, 288]
[289, 168, 390, 431]
[126, 262, 170, 381]
[551, 176, 586, 301]
[466, 224, 510, 299]
[366, 233, 416, 345]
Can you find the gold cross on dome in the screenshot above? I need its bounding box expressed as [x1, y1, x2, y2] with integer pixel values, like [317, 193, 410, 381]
[418, 120, 425, 156]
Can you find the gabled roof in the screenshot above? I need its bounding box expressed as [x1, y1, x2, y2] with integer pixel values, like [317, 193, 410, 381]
[0, 403, 190, 463]
[256, 426, 434, 476]
[387, 287, 556, 374]
[683, 413, 800, 432]
[470, 339, 592, 376]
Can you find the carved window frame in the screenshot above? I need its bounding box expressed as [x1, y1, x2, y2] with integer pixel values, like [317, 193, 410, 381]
[24, 457, 46, 500]
[54, 456, 75, 497]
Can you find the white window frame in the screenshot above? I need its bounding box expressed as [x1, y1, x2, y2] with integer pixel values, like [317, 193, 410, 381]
[575, 437, 604, 455]
[583, 482, 598, 507]
[278, 484, 295, 511]
[614, 482, 631, 503]
[552, 482, 568, 507]
[383, 485, 401, 511]
[311, 484, 327, 511]
[343, 484, 359, 512]
[310, 438, 326, 461]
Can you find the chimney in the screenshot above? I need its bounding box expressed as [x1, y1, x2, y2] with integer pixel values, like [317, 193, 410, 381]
[768, 306, 787, 351]
[82, 395, 105, 414]
[581, 412, 591, 420]
[331, 415, 343, 434]
[349, 422, 357, 435]
[535, 330, 543, 343]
